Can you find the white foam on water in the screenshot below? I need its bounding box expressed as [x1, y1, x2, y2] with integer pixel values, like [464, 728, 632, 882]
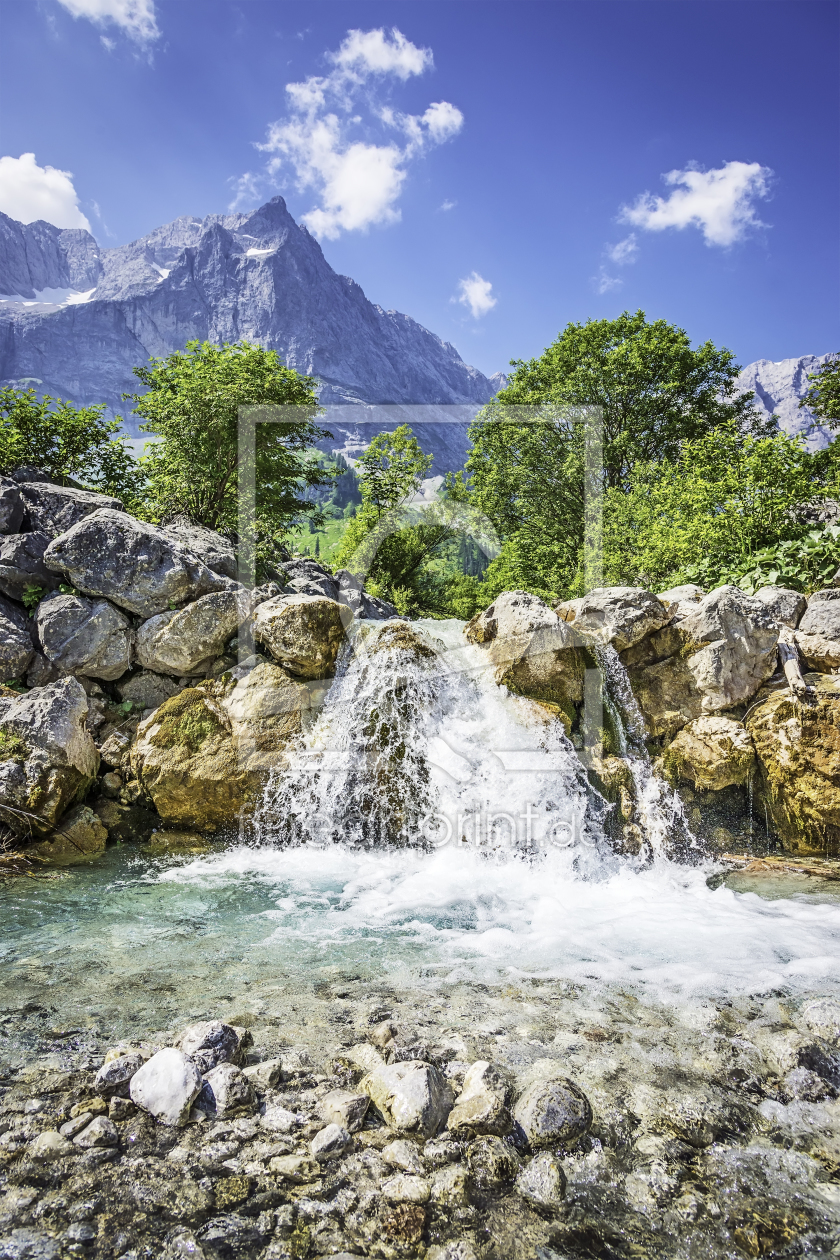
[156, 842, 840, 999]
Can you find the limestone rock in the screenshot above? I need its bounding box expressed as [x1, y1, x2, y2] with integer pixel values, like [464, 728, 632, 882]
[381, 1173, 431, 1203]
[361, 1060, 453, 1139]
[334, 568, 399, 620]
[130, 665, 313, 829]
[281, 557, 338, 600]
[95, 1052, 144, 1098]
[19, 482, 123, 537]
[174, 1020, 242, 1072]
[465, 591, 587, 730]
[466, 1136, 521, 1189]
[0, 532, 60, 601]
[678, 586, 780, 712]
[93, 797, 157, 845]
[382, 1139, 425, 1174]
[657, 584, 705, 609]
[620, 624, 703, 739]
[253, 593, 345, 679]
[310, 1122, 352, 1162]
[515, 1152, 566, 1209]
[44, 509, 226, 617]
[661, 717, 756, 791]
[129, 1047, 203, 1126]
[26, 651, 61, 689]
[513, 1077, 592, 1150]
[446, 1061, 513, 1138]
[26, 803, 107, 865]
[116, 670, 183, 711]
[34, 592, 132, 680]
[72, 1115, 119, 1148]
[573, 586, 671, 652]
[801, 998, 840, 1045]
[796, 590, 840, 671]
[0, 477, 24, 533]
[0, 592, 34, 680]
[199, 1063, 254, 1118]
[0, 678, 98, 834]
[554, 596, 584, 623]
[162, 521, 237, 580]
[241, 1059, 284, 1090]
[753, 586, 807, 628]
[317, 1088, 370, 1133]
[746, 672, 840, 855]
[28, 1130, 75, 1161]
[135, 590, 250, 676]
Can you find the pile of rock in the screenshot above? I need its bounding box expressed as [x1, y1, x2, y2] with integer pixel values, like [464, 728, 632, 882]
[0, 471, 396, 861]
[1, 990, 839, 1260]
[467, 582, 840, 855]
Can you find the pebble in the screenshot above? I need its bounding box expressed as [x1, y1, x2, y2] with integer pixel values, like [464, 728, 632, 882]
[310, 1122, 352, 1161]
[73, 1115, 119, 1149]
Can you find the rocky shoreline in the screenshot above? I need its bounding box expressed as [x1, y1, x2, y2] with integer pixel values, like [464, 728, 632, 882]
[1, 980, 839, 1260]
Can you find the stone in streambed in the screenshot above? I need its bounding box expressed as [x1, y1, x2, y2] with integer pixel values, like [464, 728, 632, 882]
[129, 1047, 203, 1126]
[361, 1060, 452, 1138]
[317, 1088, 370, 1132]
[382, 1138, 425, 1174]
[242, 1058, 284, 1090]
[34, 592, 132, 681]
[28, 1130, 75, 1161]
[174, 1019, 242, 1071]
[310, 1122, 352, 1161]
[198, 1063, 254, 1118]
[73, 1114, 119, 1148]
[26, 803, 107, 865]
[94, 1051, 144, 1098]
[660, 716, 755, 791]
[513, 1076, 592, 1150]
[515, 1151, 567, 1209]
[466, 1136, 521, 1189]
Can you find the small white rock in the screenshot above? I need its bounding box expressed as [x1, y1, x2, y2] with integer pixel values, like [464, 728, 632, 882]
[129, 1047, 203, 1127]
[73, 1115, 119, 1149]
[29, 1130, 75, 1161]
[381, 1173, 431, 1204]
[382, 1138, 425, 1174]
[310, 1122, 352, 1162]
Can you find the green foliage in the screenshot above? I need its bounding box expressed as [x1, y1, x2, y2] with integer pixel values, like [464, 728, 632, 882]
[21, 585, 45, 614]
[801, 354, 840, 430]
[466, 311, 765, 600]
[129, 340, 330, 542]
[603, 425, 834, 592]
[0, 386, 142, 503]
[684, 525, 840, 595]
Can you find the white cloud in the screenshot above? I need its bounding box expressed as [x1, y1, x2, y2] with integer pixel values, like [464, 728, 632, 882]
[56, 0, 159, 44]
[606, 234, 638, 265]
[593, 268, 622, 295]
[620, 160, 772, 247]
[0, 153, 91, 230]
[235, 27, 463, 237]
[456, 272, 496, 319]
[440, 199, 457, 212]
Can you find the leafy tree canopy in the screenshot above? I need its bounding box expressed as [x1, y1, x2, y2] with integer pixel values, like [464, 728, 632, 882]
[129, 340, 329, 537]
[0, 386, 142, 503]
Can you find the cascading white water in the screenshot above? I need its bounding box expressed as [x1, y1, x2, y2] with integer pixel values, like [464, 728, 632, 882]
[254, 618, 597, 863]
[594, 643, 696, 856]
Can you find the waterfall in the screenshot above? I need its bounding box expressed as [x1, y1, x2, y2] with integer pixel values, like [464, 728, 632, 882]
[594, 644, 696, 858]
[253, 618, 599, 864]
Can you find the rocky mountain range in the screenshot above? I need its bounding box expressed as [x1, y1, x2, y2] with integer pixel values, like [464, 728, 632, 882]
[0, 196, 834, 472]
[0, 197, 503, 473]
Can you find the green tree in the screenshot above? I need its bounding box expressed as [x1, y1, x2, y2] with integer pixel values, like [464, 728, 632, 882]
[129, 340, 329, 536]
[335, 426, 475, 615]
[467, 311, 766, 598]
[603, 425, 836, 592]
[801, 353, 840, 431]
[0, 386, 142, 502]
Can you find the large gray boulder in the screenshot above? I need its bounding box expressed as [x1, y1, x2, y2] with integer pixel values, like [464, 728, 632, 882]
[19, 482, 123, 537]
[281, 557, 338, 600]
[678, 585, 780, 712]
[116, 670, 183, 711]
[0, 477, 24, 533]
[44, 509, 227, 617]
[34, 592, 133, 681]
[513, 1076, 592, 1150]
[129, 1047, 203, 1127]
[0, 677, 99, 834]
[573, 587, 671, 652]
[162, 521, 237, 581]
[334, 568, 399, 620]
[466, 590, 586, 730]
[0, 532, 61, 601]
[753, 586, 807, 629]
[0, 594, 34, 680]
[135, 590, 250, 676]
[253, 593, 346, 679]
[795, 590, 840, 671]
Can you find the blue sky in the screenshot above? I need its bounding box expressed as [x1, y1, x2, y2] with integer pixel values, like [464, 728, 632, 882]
[1, 0, 837, 378]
